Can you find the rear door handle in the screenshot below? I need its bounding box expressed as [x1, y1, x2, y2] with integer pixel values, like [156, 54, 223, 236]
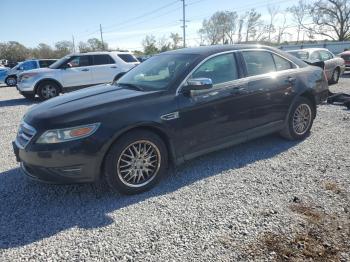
[81, 68, 89, 72]
[286, 77, 296, 84]
[110, 66, 117, 69]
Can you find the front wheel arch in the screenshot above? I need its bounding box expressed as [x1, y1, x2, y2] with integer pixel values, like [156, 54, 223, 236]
[100, 125, 176, 178]
[34, 79, 63, 95]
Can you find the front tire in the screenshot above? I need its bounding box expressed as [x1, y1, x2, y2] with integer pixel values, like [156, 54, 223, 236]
[280, 97, 315, 140]
[104, 130, 168, 195]
[37, 81, 60, 100]
[5, 76, 17, 86]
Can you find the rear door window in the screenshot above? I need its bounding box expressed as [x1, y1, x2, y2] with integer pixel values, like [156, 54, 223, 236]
[92, 55, 115, 65]
[192, 53, 238, 85]
[272, 54, 294, 71]
[118, 54, 138, 63]
[242, 51, 276, 76]
[310, 51, 321, 62]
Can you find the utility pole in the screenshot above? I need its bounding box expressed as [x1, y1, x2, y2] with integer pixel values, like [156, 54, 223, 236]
[72, 35, 76, 53]
[100, 24, 105, 51]
[181, 0, 186, 48]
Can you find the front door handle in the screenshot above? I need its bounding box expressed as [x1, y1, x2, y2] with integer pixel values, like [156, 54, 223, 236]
[230, 86, 247, 95]
[110, 66, 117, 69]
[81, 68, 89, 72]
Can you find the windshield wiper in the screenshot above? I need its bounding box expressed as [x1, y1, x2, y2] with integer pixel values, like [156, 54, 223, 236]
[118, 83, 144, 91]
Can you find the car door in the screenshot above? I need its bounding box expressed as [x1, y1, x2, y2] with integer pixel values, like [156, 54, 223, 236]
[240, 50, 296, 129]
[91, 54, 120, 84]
[60, 55, 93, 88]
[176, 52, 251, 158]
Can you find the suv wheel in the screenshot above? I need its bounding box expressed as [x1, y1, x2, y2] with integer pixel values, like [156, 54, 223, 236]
[280, 97, 314, 140]
[38, 81, 60, 100]
[5, 76, 17, 86]
[104, 130, 168, 195]
[329, 68, 340, 84]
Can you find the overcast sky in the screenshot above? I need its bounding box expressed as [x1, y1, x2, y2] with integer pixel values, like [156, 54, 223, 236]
[1, 0, 303, 50]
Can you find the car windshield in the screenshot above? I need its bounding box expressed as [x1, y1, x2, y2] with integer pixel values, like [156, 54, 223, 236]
[49, 56, 71, 69]
[117, 54, 199, 91]
[289, 51, 309, 60]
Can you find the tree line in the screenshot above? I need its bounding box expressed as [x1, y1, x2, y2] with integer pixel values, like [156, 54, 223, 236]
[0, 38, 108, 62]
[141, 0, 350, 55]
[1, 0, 349, 60]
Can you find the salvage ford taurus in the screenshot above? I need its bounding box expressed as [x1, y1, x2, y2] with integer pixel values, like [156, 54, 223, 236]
[13, 45, 329, 194]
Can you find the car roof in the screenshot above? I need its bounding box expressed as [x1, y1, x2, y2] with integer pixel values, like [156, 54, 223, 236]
[163, 44, 281, 56]
[287, 48, 330, 53]
[69, 51, 133, 56]
[161, 44, 308, 68]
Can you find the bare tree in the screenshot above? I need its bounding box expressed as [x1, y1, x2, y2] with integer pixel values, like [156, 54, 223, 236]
[309, 0, 350, 41]
[199, 11, 239, 45]
[245, 9, 263, 42]
[286, 0, 308, 44]
[267, 5, 280, 42]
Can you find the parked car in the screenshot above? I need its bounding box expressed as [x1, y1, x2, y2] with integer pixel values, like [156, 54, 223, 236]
[16, 51, 140, 99]
[287, 48, 345, 84]
[0, 66, 9, 85]
[339, 50, 350, 70]
[5, 59, 57, 86]
[13, 45, 329, 194]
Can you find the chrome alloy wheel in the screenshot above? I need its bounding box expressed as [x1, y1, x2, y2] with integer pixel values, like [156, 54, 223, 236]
[41, 84, 58, 99]
[117, 140, 161, 187]
[292, 104, 312, 135]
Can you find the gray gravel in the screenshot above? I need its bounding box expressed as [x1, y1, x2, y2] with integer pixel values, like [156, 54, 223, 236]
[0, 76, 349, 261]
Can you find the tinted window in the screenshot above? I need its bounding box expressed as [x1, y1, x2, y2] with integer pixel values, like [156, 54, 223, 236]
[192, 53, 238, 85]
[319, 51, 333, 61]
[93, 55, 115, 65]
[39, 60, 56, 68]
[118, 54, 138, 63]
[66, 56, 91, 67]
[21, 61, 38, 70]
[289, 51, 309, 60]
[242, 51, 275, 76]
[310, 51, 321, 62]
[273, 54, 294, 71]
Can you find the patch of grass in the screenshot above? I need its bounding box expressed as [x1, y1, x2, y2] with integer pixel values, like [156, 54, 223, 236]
[324, 180, 342, 194]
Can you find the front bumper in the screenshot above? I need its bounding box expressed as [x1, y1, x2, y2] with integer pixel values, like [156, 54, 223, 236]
[12, 137, 105, 184]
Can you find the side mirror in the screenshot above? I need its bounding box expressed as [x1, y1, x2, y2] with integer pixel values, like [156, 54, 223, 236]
[181, 78, 213, 94]
[60, 63, 71, 70]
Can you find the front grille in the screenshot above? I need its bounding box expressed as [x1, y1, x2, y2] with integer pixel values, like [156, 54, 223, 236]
[16, 121, 36, 148]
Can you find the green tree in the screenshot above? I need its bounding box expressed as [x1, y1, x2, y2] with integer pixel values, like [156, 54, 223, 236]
[142, 35, 159, 55]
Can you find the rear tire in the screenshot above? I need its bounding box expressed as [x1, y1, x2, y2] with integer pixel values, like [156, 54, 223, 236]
[37, 81, 60, 100]
[280, 97, 315, 140]
[104, 130, 168, 195]
[5, 76, 17, 86]
[329, 68, 340, 84]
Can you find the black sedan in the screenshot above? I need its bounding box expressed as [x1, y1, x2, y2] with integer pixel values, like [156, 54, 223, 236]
[13, 45, 329, 194]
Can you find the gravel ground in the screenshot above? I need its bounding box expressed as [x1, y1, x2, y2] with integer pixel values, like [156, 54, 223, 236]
[0, 76, 349, 261]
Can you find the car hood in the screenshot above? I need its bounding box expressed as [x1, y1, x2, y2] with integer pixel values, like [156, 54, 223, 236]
[21, 68, 55, 75]
[24, 84, 159, 128]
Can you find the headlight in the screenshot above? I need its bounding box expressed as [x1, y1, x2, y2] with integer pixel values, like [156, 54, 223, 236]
[36, 123, 100, 144]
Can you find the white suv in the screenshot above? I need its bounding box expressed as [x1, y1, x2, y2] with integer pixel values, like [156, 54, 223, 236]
[17, 51, 139, 99]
